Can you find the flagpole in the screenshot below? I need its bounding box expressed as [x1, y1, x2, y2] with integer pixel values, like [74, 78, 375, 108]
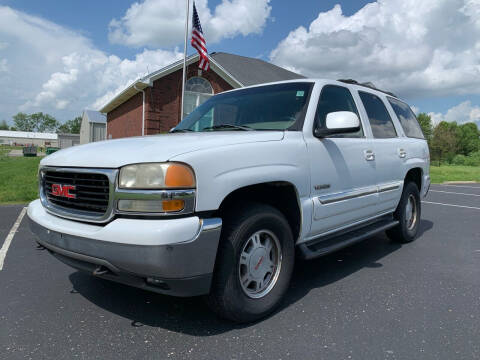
[180, 0, 190, 122]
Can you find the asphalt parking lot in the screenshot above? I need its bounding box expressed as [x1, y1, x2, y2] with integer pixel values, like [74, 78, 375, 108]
[1, 184, 479, 360]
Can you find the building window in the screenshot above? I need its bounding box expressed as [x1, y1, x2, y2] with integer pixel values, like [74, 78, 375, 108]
[183, 77, 213, 120]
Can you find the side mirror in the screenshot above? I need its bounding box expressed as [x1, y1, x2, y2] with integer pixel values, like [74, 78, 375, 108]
[314, 111, 360, 138]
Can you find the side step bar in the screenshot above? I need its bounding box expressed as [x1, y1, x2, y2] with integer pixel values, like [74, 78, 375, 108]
[298, 218, 399, 260]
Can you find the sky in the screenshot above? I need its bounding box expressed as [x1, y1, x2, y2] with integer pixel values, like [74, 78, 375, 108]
[1, 0, 480, 127]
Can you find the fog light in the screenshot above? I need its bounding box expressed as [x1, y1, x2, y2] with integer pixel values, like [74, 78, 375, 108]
[118, 199, 185, 213]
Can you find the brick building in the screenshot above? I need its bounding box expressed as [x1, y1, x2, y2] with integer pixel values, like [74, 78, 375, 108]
[100, 52, 304, 139]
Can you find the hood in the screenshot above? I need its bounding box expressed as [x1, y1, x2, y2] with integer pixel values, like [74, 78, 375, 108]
[41, 131, 284, 168]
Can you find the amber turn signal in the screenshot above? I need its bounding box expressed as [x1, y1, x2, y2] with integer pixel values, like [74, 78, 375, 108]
[162, 199, 185, 212]
[165, 164, 195, 188]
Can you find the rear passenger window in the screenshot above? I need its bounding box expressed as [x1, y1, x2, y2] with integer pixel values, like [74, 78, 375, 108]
[315, 85, 363, 138]
[387, 97, 425, 139]
[359, 92, 397, 138]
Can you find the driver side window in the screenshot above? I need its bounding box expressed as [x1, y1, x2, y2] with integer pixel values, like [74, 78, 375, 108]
[315, 85, 363, 138]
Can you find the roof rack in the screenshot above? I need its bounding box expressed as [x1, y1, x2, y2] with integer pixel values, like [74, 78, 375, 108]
[337, 79, 397, 98]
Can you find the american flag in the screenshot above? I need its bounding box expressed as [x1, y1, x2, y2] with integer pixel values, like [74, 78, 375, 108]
[191, 2, 209, 71]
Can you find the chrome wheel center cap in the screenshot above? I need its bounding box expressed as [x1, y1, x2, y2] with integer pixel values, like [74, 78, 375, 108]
[249, 248, 268, 279]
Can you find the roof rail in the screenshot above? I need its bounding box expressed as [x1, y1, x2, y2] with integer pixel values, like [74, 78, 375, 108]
[337, 79, 397, 98]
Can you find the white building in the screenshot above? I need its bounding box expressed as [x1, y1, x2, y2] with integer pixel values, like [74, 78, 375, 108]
[58, 133, 80, 148]
[80, 110, 106, 144]
[0, 130, 58, 147]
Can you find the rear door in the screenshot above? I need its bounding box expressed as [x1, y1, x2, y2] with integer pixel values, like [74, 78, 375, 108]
[357, 91, 404, 214]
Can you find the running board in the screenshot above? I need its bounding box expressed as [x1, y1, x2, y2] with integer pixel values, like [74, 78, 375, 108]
[298, 218, 399, 260]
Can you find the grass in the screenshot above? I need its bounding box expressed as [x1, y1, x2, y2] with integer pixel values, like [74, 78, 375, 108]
[429, 165, 480, 184]
[0, 156, 41, 204]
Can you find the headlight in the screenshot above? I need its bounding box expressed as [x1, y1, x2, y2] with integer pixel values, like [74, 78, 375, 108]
[119, 162, 195, 189]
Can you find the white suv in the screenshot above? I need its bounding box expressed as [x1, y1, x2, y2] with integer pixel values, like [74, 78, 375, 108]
[28, 79, 430, 322]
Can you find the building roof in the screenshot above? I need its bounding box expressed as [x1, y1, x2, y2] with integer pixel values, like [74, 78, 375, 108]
[99, 52, 304, 113]
[0, 130, 58, 140]
[58, 133, 80, 138]
[210, 52, 304, 86]
[83, 110, 106, 124]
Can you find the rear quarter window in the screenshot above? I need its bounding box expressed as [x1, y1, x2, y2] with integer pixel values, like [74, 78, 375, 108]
[387, 97, 425, 139]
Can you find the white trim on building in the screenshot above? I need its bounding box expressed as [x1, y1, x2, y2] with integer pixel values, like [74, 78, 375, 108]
[0, 130, 57, 140]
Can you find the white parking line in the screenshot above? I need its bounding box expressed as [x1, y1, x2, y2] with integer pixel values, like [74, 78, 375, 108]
[422, 201, 480, 211]
[432, 184, 480, 190]
[429, 190, 480, 197]
[0, 207, 27, 271]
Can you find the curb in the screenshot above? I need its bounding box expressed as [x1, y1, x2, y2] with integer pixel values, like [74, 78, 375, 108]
[443, 181, 479, 184]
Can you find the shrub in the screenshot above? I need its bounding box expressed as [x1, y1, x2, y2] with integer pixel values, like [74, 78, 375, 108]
[452, 151, 480, 166]
[452, 154, 468, 165]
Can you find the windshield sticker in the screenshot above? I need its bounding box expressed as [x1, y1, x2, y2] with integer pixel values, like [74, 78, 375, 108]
[296, 90, 305, 97]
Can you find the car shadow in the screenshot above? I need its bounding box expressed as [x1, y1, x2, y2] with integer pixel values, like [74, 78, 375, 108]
[69, 219, 433, 335]
[280, 218, 433, 311]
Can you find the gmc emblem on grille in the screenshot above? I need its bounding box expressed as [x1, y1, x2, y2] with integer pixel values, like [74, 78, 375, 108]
[51, 184, 76, 199]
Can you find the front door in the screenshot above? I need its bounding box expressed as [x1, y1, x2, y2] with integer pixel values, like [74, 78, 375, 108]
[306, 85, 379, 238]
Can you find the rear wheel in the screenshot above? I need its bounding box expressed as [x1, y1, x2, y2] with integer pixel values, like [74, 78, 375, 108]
[206, 203, 294, 323]
[386, 181, 421, 243]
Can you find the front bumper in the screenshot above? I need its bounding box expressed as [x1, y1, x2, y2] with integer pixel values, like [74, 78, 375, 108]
[27, 199, 222, 297]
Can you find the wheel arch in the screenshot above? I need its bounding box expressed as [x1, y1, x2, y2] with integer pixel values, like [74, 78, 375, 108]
[404, 167, 423, 191]
[214, 181, 302, 242]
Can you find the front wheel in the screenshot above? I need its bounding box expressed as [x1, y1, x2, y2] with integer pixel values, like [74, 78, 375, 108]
[386, 181, 421, 243]
[206, 203, 294, 323]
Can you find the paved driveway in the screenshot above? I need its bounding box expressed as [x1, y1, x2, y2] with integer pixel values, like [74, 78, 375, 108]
[1, 184, 479, 359]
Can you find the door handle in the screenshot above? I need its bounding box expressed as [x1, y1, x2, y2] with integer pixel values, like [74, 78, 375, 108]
[398, 148, 407, 158]
[364, 149, 375, 161]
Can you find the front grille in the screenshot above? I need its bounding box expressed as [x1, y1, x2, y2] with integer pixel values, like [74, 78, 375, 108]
[43, 171, 110, 214]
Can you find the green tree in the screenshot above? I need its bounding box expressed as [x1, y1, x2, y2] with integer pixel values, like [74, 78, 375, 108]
[430, 121, 459, 163]
[0, 120, 8, 130]
[417, 113, 433, 141]
[31, 112, 59, 132]
[457, 122, 480, 156]
[57, 116, 82, 134]
[13, 112, 36, 131]
[12, 112, 59, 132]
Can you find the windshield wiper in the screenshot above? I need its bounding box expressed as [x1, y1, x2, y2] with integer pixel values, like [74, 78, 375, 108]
[202, 124, 254, 131]
[170, 128, 194, 133]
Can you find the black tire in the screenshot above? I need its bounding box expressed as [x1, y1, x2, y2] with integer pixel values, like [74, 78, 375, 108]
[206, 203, 295, 323]
[386, 181, 421, 243]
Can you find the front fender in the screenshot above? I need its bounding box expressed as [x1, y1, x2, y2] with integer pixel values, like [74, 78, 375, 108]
[170, 132, 310, 212]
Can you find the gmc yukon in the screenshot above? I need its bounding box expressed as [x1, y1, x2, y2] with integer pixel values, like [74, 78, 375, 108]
[28, 79, 430, 322]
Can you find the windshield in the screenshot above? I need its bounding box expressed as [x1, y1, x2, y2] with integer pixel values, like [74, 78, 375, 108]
[174, 82, 313, 132]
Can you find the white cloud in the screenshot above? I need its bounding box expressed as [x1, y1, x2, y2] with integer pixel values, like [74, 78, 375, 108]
[429, 101, 480, 125]
[270, 0, 480, 99]
[0, 58, 7, 72]
[0, 6, 182, 121]
[108, 0, 271, 47]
